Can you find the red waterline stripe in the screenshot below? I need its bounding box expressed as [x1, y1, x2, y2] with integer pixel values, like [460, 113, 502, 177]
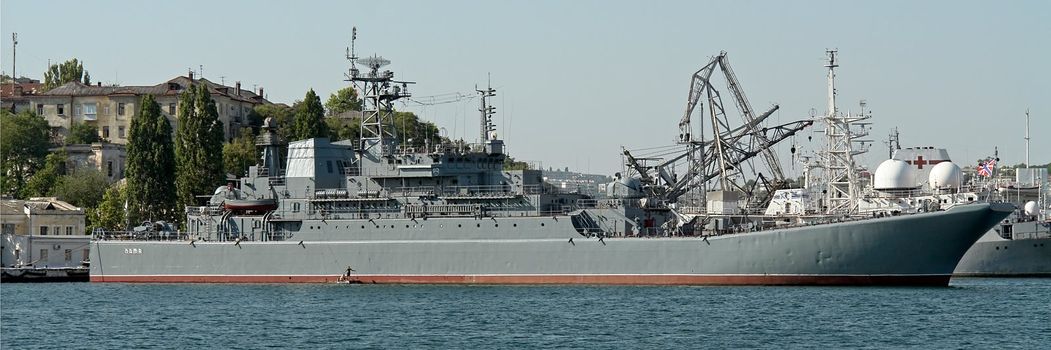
[91, 274, 951, 286]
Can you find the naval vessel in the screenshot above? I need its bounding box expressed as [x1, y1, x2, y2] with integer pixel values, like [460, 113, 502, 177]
[882, 124, 1051, 277]
[90, 43, 1011, 285]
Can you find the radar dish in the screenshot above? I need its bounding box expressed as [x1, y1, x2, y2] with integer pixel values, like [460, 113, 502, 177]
[356, 55, 391, 69]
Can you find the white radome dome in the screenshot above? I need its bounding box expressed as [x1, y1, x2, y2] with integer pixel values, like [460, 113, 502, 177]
[927, 161, 962, 189]
[1024, 201, 1038, 216]
[874, 159, 916, 190]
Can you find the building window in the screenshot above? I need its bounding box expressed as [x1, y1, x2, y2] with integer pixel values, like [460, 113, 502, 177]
[39, 226, 48, 235]
[327, 160, 333, 173]
[64, 249, 72, 262]
[36, 104, 43, 115]
[1, 223, 13, 234]
[118, 126, 126, 138]
[169, 103, 176, 115]
[103, 104, 110, 115]
[57, 104, 65, 115]
[107, 161, 114, 177]
[66, 226, 73, 235]
[83, 103, 97, 120]
[118, 103, 125, 116]
[103, 126, 110, 138]
[74, 104, 81, 116]
[39, 249, 48, 263]
[14, 249, 19, 261]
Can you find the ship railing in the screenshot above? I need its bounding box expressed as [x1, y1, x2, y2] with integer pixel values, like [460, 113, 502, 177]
[256, 167, 286, 178]
[186, 205, 225, 216]
[93, 230, 193, 242]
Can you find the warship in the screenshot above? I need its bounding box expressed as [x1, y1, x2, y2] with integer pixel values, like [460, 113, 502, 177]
[90, 42, 1011, 285]
[954, 112, 1051, 276]
[875, 126, 1050, 277]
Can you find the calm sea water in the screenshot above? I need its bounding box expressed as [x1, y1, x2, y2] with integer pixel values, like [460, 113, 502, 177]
[2, 278, 1049, 349]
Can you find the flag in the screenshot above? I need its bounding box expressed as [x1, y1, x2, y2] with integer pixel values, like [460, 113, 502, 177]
[977, 160, 995, 177]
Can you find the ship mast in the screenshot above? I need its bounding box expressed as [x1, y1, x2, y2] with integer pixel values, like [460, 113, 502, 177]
[821, 50, 870, 214]
[1025, 109, 1030, 167]
[477, 78, 496, 143]
[346, 27, 413, 159]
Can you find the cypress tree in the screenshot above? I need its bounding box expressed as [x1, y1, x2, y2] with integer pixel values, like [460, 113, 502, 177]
[126, 94, 177, 225]
[292, 89, 327, 140]
[175, 84, 226, 212]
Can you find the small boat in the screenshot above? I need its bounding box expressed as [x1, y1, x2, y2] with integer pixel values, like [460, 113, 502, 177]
[223, 198, 278, 211]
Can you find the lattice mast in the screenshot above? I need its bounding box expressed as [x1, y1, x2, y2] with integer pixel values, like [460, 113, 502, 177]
[345, 27, 413, 158]
[821, 50, 870, 214]
[477, 81, 496, 143]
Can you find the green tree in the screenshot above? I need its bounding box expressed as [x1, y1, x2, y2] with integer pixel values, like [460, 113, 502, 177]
[126, 94, 178, 224]
[22, 150, 68, 198]
[83, 71, 91, 85]
[503, 155, 531, 170]
[393, 111, 440, 149]
[66, 122, 101, 144]
[43, 58, 87, 91]
[325, 86, 362, 115]
[175, 84, 225, 213]
[325, 115, 359, 141]
[1, 110, 52, 197]
[89, 182, 127, 232]
[223, 128, 258, 177]
[53, 167, 109, 210]
[254, 104, 294, 141]
[291, 89, 328, 140]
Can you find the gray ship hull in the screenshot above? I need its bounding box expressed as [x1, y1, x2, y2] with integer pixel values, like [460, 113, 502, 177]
[90, 203, 1012, 285]
[954, 227, 1051, 277]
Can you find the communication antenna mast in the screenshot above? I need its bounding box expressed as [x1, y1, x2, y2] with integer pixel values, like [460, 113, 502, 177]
[886, 127, 900, 159]
[1025, 109, 1030, 167]
[477, 74, 496, 143]
[345, 28, 413, 158]
[821, 49, 870, 214]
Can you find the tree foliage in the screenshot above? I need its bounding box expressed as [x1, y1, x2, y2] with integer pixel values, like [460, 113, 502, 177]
[67, 122, 101, 144]
[89, 182, 127, 233]
[223, 128, 258, 177]
[175, 85, 225, 213]
[393, 111, 441, 149]
[126, 94, 178, 224]
[43, 58, 87, 91]
[22, 150, 67, 198]
[324, 86, 362, 115]
[1, 110, 52, 198]
[291, 89, 328, 141]
[324, 110, 441, 150]
[53, 167, 109, 210]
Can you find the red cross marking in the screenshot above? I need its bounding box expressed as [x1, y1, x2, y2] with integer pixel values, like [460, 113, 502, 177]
[908, 156, 928, 169]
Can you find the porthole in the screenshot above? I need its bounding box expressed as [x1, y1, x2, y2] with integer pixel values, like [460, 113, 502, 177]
[458, 224, 462, 228]
[361, 225, 365, 229]
[513, 223, 517, 227]
[406, 225, 410, 228]
[477, 223, 481, 228]
[541, 223, 545, 227]
[495, 224, 499, 228]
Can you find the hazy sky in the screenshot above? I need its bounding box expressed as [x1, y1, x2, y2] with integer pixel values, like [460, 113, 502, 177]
[2, 0, 1048, 177]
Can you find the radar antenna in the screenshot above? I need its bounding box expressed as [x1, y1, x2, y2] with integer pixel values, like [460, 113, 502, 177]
[344, 28, 414, 159]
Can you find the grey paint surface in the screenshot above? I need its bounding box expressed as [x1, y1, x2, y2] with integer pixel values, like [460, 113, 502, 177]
[91, 203, 1010, 281]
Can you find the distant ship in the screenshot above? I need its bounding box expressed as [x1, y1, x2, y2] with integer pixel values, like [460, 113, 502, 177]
[887, 129, 1051, 277]
[89, 44, 1010, 286]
